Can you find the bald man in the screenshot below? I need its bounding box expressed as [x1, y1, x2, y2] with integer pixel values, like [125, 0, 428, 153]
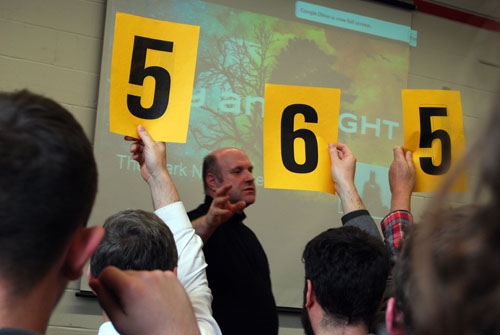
[187, 148, 278, 335]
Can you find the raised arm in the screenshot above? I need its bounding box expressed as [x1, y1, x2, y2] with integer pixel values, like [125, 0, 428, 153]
[329, 143, 380, 239]
[381, 146, 416, 262]
[329, 143, 364, 213]
[388, 146, 415, 212]
[127, 125, 221, 335]
[127, 125, 179, 209]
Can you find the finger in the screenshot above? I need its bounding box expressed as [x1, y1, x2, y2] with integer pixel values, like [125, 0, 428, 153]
[212, 195, 230, 209]
[336, 142, 352, 160]
[130, 142, 143, 154]
[393, 146, 404, 161]
[215, 184, 232, 197]
[405, 149, 412, 162]
[231, 200, 246, 212]
[137, 125, 155, 147]
[329, 143, 339, 164]
[124, 135, 139, 141]
[210, 207, 232, 217]
[405, 150, 415, 171]
[89, 266, 127, 316]
[89, 279, 120, 314]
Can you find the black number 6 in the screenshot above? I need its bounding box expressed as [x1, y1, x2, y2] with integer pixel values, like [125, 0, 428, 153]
[280, 104, 318, 173]
[419, 107, 451, 175]
[127, 36, 173, 120]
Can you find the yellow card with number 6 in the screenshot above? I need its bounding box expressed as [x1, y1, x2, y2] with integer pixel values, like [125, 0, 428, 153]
[264, 84, 340, 194]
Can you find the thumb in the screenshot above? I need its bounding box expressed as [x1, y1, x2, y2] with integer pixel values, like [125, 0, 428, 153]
[405, 149, 412, 161]
[234, 200, 246, 212]
[137, 125, 155, 146]
[393, 146, 404, 160]
[89, 266, 128, 317]
[328, 143, 339, 165]
[405, 150, 415, 170]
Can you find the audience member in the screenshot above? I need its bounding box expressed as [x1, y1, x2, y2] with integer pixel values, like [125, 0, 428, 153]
[303, 225, 390, 335]
[386, 97, 500, 335]
[386, 203, 488, 335]
[376, 146, 417, 335]
[186, 147, 278, 335]
[300, 143, 390, 335]
[126, 125, 222, 335]
[408, 99, 500, 334]
[89, 209, 178, 335]
[0, 90, 198, 335]
[380, 146, 415, 265]
[374, 145, 416, 335]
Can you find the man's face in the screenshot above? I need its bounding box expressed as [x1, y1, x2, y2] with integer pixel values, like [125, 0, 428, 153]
[214, 148, 256, 206]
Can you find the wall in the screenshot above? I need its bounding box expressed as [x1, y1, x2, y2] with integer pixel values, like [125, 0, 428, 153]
[0, 0, 498, 334]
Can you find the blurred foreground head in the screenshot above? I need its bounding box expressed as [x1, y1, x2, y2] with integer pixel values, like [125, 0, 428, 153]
[409, 95, 500, 335]
[0, 89, 98, 295]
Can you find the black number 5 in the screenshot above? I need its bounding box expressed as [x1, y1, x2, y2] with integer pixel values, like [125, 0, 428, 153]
[280, 104, 318, 173]
[127, 36, 173, 119]
[419, 107, 451, 175]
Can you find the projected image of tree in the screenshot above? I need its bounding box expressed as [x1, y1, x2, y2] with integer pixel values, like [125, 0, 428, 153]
[270, 37, 351, 90]
[188, 17, 358, 170]
[190, 23, 275, 162]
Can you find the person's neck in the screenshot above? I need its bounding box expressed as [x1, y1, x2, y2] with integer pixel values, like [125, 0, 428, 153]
[315, 324, 369, 335]
[0, 274, 64, 333]
[311, 312, 369, 335]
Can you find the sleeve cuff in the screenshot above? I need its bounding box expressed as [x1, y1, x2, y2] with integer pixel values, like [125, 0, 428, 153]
[381, 209, 413, 231]
[341, 209, 371, 225]
[155, 201, 192, 235]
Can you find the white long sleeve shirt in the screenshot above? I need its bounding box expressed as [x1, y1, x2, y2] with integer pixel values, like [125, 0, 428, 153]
[97, 201, 221, 335]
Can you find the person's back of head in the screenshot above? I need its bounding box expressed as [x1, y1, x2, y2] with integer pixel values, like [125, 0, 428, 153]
[90, 209, 178, 278]
[404, 96, 500, 335]
[390, 205, 482, 335]
[406, 203, 500, 335]
[302, 226, 390, 333]
[0, 89, 98, 297]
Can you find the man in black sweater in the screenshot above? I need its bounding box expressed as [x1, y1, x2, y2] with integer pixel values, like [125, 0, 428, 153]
[187, 147, 278, 335]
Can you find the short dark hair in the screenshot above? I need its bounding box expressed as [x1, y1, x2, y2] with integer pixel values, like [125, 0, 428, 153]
[0, 90, 98, 295]
[90, 209, 178, 278]
[303, 226, 390, 327]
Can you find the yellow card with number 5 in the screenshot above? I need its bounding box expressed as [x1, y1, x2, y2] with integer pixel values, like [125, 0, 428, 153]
[402, 89, 466, 192]
[109, 12, 199, 142]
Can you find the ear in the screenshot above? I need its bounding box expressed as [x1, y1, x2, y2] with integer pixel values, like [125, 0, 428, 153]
[86, 265, 97, 295]
[63, 226, 105, 280]
[305, 279, 315, 309]
[206, 173, 219, 192]
[386, 297, 405, 335]
[86, 264, 92, 282]
[173, 267, 178, 277]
